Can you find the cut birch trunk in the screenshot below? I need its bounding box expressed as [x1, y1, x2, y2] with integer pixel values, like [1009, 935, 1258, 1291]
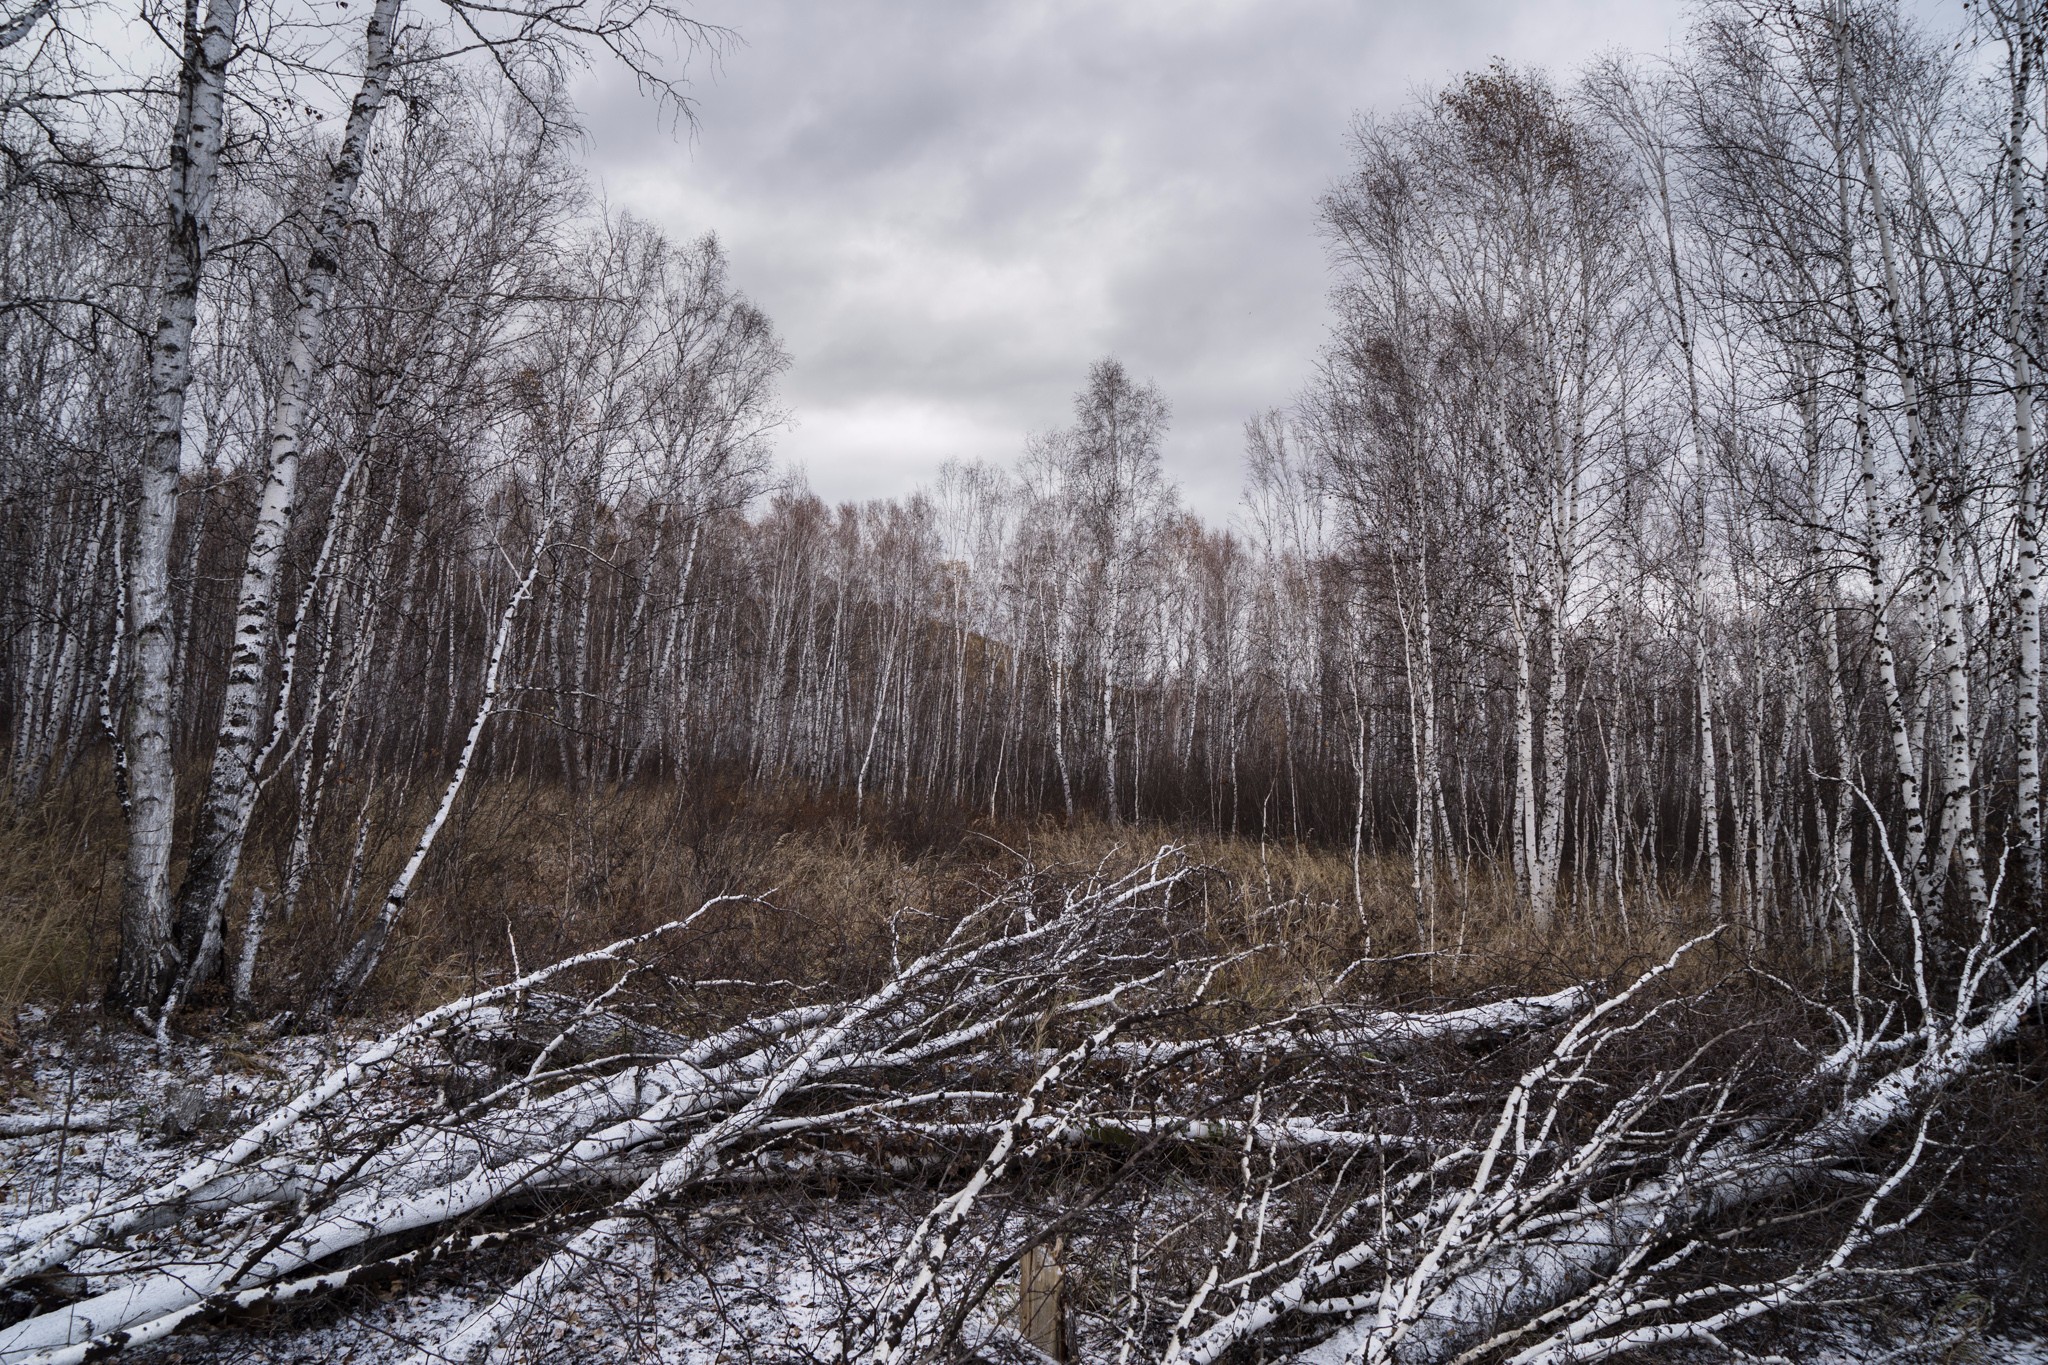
[1019, 1242, 1069, 1362]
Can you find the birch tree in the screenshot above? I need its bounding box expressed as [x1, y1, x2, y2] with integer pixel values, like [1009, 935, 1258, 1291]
[110, 0, 244, 1014]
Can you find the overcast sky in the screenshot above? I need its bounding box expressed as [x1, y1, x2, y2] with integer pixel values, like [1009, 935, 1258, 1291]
[572, 0, 1694, 521]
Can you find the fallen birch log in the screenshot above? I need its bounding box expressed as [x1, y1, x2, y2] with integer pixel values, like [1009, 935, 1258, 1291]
[0, 853, 1658, 1365]
[1156, 922, 2048, 1365]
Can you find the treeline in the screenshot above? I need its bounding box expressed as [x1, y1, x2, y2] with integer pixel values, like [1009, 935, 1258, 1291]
[5, 0, 2047, 1014]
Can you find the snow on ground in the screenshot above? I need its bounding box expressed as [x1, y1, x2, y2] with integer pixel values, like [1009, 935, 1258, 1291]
[2, 1010, 2042, 1365]
[2, 1009, 338, 1229]
[136, 1200, 915, 1365]
[1801, 1327, 2048, 1364]
[0, 1012, 1032, 1364]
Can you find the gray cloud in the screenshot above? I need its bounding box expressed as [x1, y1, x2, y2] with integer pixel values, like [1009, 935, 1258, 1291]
[574, 0, 1690, 520]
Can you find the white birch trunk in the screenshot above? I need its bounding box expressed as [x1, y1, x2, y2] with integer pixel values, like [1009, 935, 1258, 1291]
[111, 0, 244, 1012]
[1051, 598, 1075, 819]
[1509, 545, 1539, 917]
[1697, 624, 1723, 921]
[1844, 29, 1990, 917]
[1534, 594, 1568, 928]
[320, 538, 547, 1014]
[2008, 31, 2044, 908]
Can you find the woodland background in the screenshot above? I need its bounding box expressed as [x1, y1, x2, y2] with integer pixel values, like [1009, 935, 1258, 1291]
[5, 0, 2048, 1360]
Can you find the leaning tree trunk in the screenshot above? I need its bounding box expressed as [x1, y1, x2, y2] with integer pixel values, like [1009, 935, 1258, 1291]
[318, 537, 547, 1017]
[169, 0, 404, 998]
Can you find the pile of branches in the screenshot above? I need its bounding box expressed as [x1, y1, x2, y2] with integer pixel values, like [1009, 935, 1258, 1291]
[0, 849, 2041, 1364]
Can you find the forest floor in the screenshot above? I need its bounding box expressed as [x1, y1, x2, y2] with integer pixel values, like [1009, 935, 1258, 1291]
[4, 811, 2048, 1363]
[2, 991, 2043, 1365]
[1, 1012, 1304, 1364]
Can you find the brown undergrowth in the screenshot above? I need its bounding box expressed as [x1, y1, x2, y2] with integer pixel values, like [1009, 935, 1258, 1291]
[0, 769, 122, 1043]
[4, 764, 1752, 1036]
[2, 770, 2044, 1354]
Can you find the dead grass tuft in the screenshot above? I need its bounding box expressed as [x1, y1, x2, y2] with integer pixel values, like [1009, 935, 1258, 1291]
[0, 763, 126, 1042]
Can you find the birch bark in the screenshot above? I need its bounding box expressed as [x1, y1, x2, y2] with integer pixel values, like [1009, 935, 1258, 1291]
[110, 0, 243, 1012]
[1842, 17, 1990, 917]
[2006, 20, 2044, 909]
[319, 537, 548, 1015]
[168, 0, 403, 993]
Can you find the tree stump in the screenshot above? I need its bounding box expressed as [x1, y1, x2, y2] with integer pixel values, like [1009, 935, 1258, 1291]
[1019, 1239, 1069, 1361]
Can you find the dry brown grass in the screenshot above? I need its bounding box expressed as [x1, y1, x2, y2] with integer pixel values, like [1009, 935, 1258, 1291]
[0, 769, 1743, 1030]
[0, 764, 126, 1041]
[997, 818, 1741, 1008]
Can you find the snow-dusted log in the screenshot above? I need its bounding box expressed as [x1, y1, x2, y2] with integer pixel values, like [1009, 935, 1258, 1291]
[839, 1110, 1438, 1156]
[0, 1110, 119, 1140]
[0, 855, 1211, 1364]
[1160, 926, 2048, 1365]
[1086, 985, 1592, 1069]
